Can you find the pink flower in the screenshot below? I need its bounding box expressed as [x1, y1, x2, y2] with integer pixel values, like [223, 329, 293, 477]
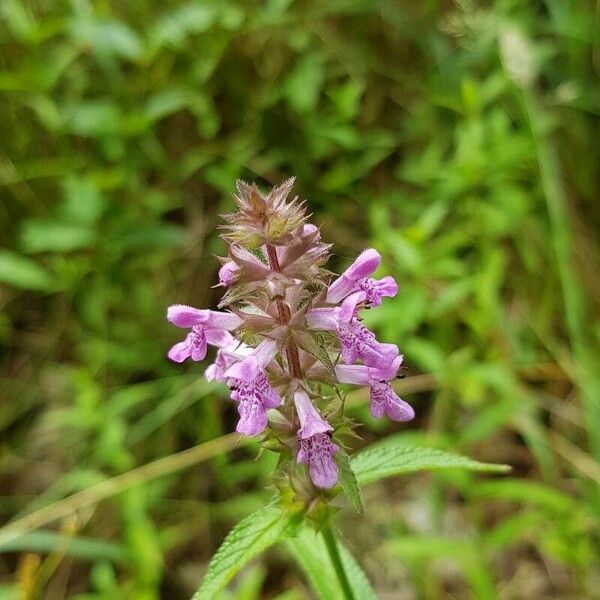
[326, 248, 397, 306]
[358, 275, 398, 307]
[336, 357, 414, 422]
[224, 339, 282, 436]
[167, 179, 414, 492]
[326, 249, 381, 304]
[297, 433, 340, 489]
[205, 336, 253, 383]
[294, 389, 332, 439]
[369, 381, 414, 421]
[217, 261, 240, 287]
[167, 305, 243, 363]
[229, 373, 282, 436]
[306, 292, 400, 367]
[224, 339, 278, 381]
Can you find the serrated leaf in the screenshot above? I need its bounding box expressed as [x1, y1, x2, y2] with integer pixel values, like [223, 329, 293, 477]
[336, 450, 364, 513]
[296, 279, 327, 311]
[295, 331, 336, 379]
[218, 283, 257, 309]
[0, 251, 56, 291]
[287, 526, 377, 600]
[193, 504, 301, 599]
[351, 444, 510, 485]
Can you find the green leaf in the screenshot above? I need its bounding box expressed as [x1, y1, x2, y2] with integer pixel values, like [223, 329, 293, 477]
[64, 101, 121, 137]
[295, 331, 336, 379]
[0, 251, 55, 291]
[287, 526, 377, 600]
[149, 4, 218, 51]
[0, 531, 127, 563]
[284, 53, 324, 113]
[60, 176, 105, 225]
[336, 450, 364, 513]
[352, 444, 510, 485]
[471, 479, 580, 513]
[21, 220, 96, 254]
[0, 0, 35, 42]
[72, 19, 143, 62]
[193, 504, 301, 599]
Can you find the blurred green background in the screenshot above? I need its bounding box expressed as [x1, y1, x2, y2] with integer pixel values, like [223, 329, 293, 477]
[1, 0, 599, 598]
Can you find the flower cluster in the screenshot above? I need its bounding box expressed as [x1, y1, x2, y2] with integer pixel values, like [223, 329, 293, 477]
[167, 179, 414, 492]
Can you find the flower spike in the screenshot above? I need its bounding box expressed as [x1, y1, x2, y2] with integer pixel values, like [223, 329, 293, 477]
[167, 178, 412, 493]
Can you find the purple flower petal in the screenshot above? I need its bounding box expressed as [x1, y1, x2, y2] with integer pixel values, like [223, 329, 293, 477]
[370, 382, 414, 422]
[228, 371, 282, 436]
[335, 364, 371, 385]
[344, 248, 381, 281]
[218, 261, 239, 287]
[297, 433, 340, 489]
[190, 331, 208, 361]
[336, 291, 365, 323]
[294, 390, 332, 439]
[205, 329, 234, 348]
[305, 307, 338, 330]
[338, 318, 399, 367]
[167, 305, 242, 330]
[205, 311, 244, 330]
[224, 339, 278, 381]
[167, 305, 209, 328]
[168, 327, 207, 363]
[326, 249, 381, 304]
[359, 275, 398, 307]
[167, 341, 192, 363]
[236, 397, 269, 436]
[205, 337, 253, 382]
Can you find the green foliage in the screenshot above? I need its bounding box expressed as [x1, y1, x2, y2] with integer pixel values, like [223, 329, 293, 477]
[352, 444, 509, 485]
[0, 0, 598, 597]
[288, 527, 377, 600]
[0, 250, 56, 291]
[336, 450, 364, 513]
[194, 504, 302, 600]
[0, 532, 127, 563]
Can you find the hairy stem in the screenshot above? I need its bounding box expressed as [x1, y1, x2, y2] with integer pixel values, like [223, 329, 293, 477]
[321, 523, 356, 600]
[265, 243, 303, 378]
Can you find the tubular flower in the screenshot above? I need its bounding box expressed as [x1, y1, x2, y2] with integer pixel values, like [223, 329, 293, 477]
[229, 373, 282, 436]
[205, 335, 253, 383]
[325, 248, 398, 307]
[336, 356, 414, 422]
[167, 305, 243, 363]
[297, 433, 340, 489]
[326, 249, 381, 304]
[217, 261, 240, 287]
[306, 292, 400, 367]
[294, 389, 332, 439]
[223, 339, 282, 435]
[167, 179, 413, 493]
[358, 275, 398, 307]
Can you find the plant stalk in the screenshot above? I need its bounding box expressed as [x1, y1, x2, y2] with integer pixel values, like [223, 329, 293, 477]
[321, 523, 356, 600]
[265, 243, 303, 378]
